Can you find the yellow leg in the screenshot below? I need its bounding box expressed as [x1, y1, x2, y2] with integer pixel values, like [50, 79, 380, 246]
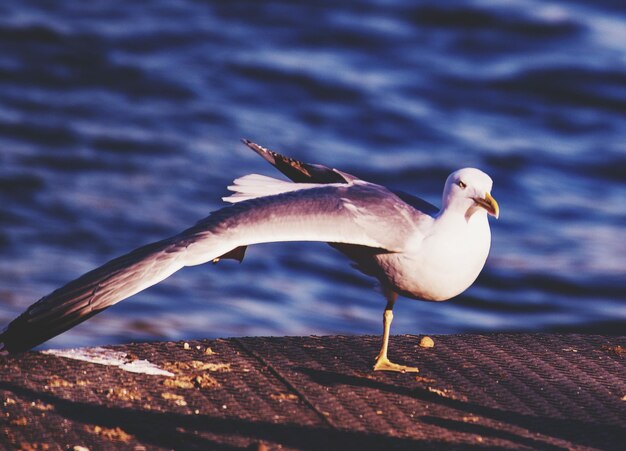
[373, 292, 419, 373]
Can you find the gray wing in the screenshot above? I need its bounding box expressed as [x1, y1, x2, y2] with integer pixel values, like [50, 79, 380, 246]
[0, 181, 419, 353]
[242, 139, 440, 216]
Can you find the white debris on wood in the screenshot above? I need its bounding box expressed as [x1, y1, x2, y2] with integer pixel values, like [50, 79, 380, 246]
[42, 347, 174, 377]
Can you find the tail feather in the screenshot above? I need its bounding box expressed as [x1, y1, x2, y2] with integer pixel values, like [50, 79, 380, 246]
[0, 238, 185, 354]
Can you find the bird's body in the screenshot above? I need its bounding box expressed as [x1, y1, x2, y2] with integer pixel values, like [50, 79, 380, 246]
[395, 209, 491, 301]
[0, 140, 499, 372]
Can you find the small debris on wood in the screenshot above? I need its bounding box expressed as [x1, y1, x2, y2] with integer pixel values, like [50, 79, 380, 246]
[426, 386, 466, 401]
[161, 359, 224, 390]
[31, 401, 54, 411]
[163, 377, 195, 389]
[18, 442, 49, 450]
[162, 373, 219, 390]
[89, 425, 132, 442]
[270, 393, 298, 402]
[201, 362, 230, 372]
[419, 336, 435, 348]
[46, 377, 72, 388]
[103, 387, 142, 401]
[194, 373, 219, 389]
[415, 375, 436, 384]
[161, 392, 187, 406]
[164, 360, 231, 373]
[124, 352, 139, 362]
[9, 417, 28, 426]
[601, 345, 625, 357]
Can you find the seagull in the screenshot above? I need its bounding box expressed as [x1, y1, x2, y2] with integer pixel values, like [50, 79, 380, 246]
[0, 140, 499, 372]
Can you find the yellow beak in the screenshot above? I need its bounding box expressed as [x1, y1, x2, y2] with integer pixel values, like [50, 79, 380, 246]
[474, 192, 499, 218]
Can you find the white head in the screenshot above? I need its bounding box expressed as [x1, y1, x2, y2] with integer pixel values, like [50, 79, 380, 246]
[441, 168, 499, 219]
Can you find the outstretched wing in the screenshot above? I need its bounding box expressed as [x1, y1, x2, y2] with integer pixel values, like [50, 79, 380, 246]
[0, 180, 418, 353]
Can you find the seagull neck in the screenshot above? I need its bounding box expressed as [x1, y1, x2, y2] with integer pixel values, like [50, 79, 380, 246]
[434, 207, 466, 225]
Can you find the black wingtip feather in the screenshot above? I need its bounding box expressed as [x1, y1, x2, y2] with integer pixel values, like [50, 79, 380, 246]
[240, 139, 351, 184]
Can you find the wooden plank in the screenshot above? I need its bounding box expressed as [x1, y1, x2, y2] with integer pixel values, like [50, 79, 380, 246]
[1, 334, 624, 450]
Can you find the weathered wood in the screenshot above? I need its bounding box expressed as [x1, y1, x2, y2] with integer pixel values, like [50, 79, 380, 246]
[1, 334, 624, 450]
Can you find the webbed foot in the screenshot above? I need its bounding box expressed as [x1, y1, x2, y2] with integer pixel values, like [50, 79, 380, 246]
[373, 355, 419, 373]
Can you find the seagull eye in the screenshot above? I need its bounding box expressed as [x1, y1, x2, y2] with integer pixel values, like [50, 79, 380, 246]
[458, 181, 467, 189]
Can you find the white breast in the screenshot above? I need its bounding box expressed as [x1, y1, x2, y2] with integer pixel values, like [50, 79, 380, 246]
[380, 212, 491, 301]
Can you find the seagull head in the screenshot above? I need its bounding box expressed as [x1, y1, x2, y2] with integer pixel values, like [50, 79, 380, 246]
[441, 168, 499, 219]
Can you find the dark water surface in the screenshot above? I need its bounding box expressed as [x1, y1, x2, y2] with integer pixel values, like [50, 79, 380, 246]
[1, 0, 625, 349]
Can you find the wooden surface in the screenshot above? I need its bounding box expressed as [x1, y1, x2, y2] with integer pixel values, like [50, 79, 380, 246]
[1, 334, 624, 450]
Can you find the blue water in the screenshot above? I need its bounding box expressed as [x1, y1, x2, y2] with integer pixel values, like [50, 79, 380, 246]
[0, 0, 625, 349]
